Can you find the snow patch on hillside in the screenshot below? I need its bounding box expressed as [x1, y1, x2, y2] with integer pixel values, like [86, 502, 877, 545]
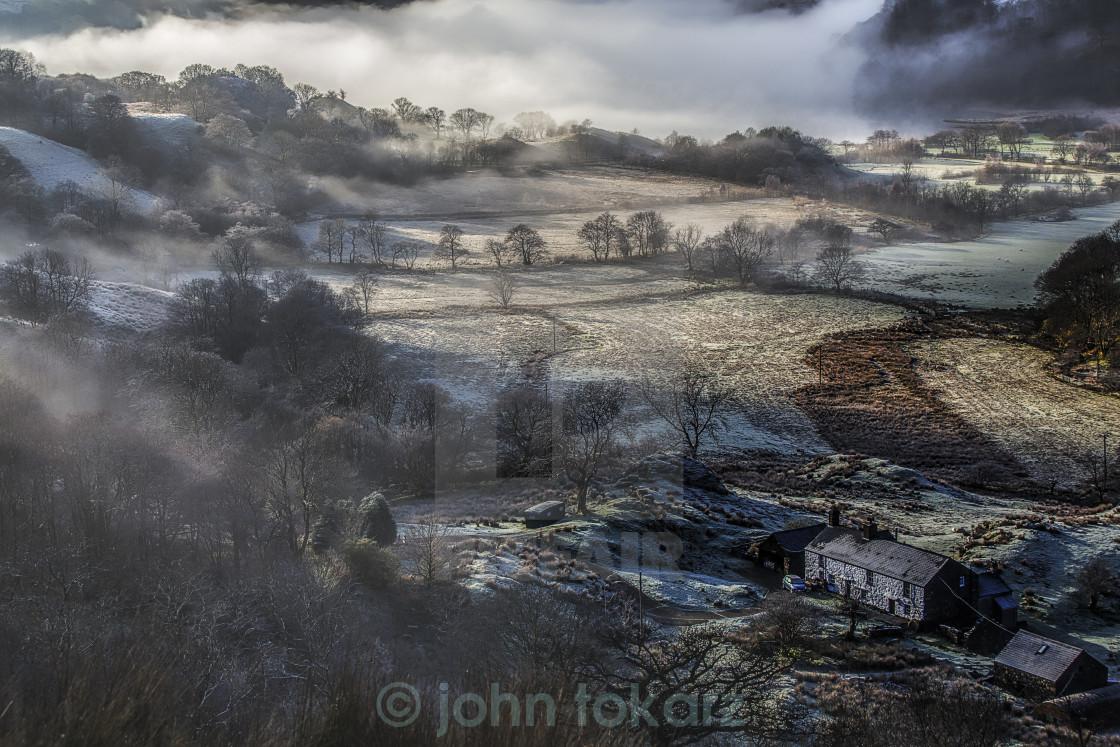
[0, 127, 159, 212]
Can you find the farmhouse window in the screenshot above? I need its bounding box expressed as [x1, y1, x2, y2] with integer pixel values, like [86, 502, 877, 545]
[818, 555, 824, 571]
[866, 569, 874, 585]
[903, 581, 912, 597]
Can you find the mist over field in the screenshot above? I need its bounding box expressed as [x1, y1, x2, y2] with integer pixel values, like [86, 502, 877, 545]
[2, 0, 886, 139]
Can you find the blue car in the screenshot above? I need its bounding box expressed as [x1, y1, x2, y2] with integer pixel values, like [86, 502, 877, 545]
[782, 574, 807, 592]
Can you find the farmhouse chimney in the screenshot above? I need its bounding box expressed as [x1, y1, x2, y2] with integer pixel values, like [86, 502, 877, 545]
[863, 520, 878, 540]
[828, 506, 840, 528]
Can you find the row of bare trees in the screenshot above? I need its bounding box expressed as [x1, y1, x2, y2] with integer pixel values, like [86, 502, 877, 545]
[577, 210, 673, 261]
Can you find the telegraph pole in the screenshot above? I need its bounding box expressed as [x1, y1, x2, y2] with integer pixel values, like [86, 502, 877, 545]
[1104, 433, 1110, 489]
[638, 543, 644, 628]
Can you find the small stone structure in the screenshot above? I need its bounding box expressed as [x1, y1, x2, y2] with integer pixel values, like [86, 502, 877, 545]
[524, 500, 565, 528]
[993, 630, 1109, 702]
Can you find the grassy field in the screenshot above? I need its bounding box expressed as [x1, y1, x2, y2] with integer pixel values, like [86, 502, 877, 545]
[911, 337, 1120, 490]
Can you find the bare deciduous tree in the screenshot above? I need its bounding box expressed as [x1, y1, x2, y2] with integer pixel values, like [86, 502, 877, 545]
[504, 224, 548, 266]
[424, 106, 446, 138]
[673, 224, 704, 272]
[434, 224, 469, 270]
[391, 240, 422, 270]
[357, 211, 388, 267]
[813, 244, 865, 293]
[867, 218, 901, 245]
[754, 591, 823, 653]
[639, 356, 734, 457]
[712, 217, 773, 285]
[559, 380, 628, 514]
[213, 224, 262, 285]
[1075, 555, 1117, 612]
[606, 614, 793, 747]
[489, 271, 517, 309]
[485, 237, 511, 267]
[391, 96, 422, 123]
[512, 111, 556, 141]
[314, 218, 347, 264]
[626, 210, 672, 257]
[348, 268, 378, 314]
[0, 248, 94, 322]
[578, 212, 622, 262]
[401, 513, 453, 584]
[496, 386, 552, 477]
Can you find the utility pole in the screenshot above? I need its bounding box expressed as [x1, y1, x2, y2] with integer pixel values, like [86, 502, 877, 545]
[638, 543, 644, 628]
[1104, 432, 1109, 490]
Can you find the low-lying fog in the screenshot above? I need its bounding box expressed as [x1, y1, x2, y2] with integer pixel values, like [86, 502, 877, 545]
[3, 0, 886, 140]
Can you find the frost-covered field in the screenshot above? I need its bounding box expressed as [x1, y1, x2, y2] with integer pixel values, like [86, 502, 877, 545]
[299, 196, 810, 267]
[131, 112, 200, 147]
[0, 126, 159, 211]
[371, 285, 906, 456]
[313, 164, 760, 218]
[910, 338, 1120, 488]
[858, 202, 1120, 307]
[87, 280, 173, 333]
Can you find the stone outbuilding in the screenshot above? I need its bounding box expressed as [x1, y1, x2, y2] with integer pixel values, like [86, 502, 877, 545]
[993, 630, 1109, 702]
[524, 500, 565, 528]
[754, 522, 827, 577]
[976, 570, 1019, 628]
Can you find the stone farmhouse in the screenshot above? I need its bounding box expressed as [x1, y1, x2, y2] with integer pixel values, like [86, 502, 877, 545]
[803, 522, 992, 628]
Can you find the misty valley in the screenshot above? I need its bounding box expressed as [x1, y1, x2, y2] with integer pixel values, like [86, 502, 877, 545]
[1, 1, 1120, 745]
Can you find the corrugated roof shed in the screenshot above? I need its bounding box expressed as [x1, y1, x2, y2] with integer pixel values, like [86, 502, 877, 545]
[769, 523, 827, 553]
[995, 631, 1083, 683]
[806, 527, 951, 585]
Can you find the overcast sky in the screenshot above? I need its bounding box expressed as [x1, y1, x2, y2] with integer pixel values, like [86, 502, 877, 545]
[3, 0, 890, 140]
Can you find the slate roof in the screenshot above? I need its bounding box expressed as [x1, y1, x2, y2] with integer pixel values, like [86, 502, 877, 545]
[994, 594, 1018, 610]
[805, 527, 952, 585]
[767, 523, 827, 553]
[1037, 684, 1120, 720]
[994, 630, 1085, 683]
[977, 571, 1013, 598]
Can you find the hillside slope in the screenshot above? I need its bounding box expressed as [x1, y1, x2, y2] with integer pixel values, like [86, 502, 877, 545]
[0, 127, 159, 211]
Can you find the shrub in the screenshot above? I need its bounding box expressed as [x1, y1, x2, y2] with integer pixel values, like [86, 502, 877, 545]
[359, 492, 397, 546]
[341, 539, 400, 588]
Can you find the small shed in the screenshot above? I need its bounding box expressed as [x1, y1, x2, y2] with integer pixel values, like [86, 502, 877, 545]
[524, 500, 565, 528]
[755, 523, 826, 576]
[993, 630, 1109, 702]
[975, 571, 1018, 628]
[1036, 684, 1120, 726]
